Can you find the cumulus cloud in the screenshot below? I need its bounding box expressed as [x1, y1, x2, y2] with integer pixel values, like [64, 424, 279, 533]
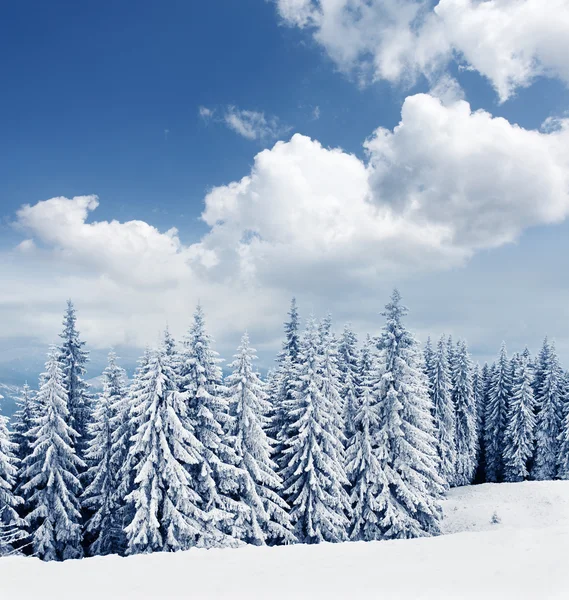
[5, 94, 569, 357]
[277, 0, 569, 101]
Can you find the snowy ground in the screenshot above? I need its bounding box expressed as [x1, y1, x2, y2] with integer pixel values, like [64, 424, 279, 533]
[2, 481, 568, 599]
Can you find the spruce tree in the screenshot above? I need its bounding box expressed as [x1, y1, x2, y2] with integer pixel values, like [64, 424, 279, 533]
[0, 402, 26, 556]
[281, 318, 350, 544]
[503, 353, 536, 482]
[178, 305, 253, 545]
[472, 363, 489, 483]
[11, 384, 36, 463]
[83, 351, 128, 556]
[532, 340, 563, 481]
[452, 341, 478, 486]
[557, 371, 569, 479]
[21, 349, 84, 561]
[371, 290, 443, 539]
[125, 348, 220, 554]
[484, 343, 512, 483]
[430, 335, 456, 489]
[226, 333, 295, 545]
[272, 299, 302, 475]
[346, 384, 383, 541]
[58, 301, 91, 460]
[338, 324, 359, 439]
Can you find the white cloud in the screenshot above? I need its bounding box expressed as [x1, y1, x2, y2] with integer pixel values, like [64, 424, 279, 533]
[277, 0, 569, 101]
[5, 94, 569, 357]
[223, 106, 289, 141]
[199, 106, 215, 120]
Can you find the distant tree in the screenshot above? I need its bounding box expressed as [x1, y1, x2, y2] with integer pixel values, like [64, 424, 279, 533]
[226, 333, 295, 545]
[282, 318, 350, 544]
[503, 353, 536, 482]
[532, 340, 563, 481]
[452, 341, 478, 486]
[21, 349, 84, 561]
[556, 372, 569, 479]
[371, 291, 443, 539]
[484, 343, 512, 483]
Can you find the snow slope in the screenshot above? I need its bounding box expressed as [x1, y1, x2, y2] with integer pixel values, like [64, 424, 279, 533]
[1, 481, 568, 599]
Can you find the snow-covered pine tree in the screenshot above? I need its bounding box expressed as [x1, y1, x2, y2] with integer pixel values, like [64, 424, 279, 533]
[371, 290, 443, 539]
[125, 348, 220, 554]
[424, 337, 435, 381]
[346, 384, 383, 541]
[430, 335, 456, 489]
[226, 333, 295, 545]
[21, 349, 84, 561]
[178, 305, 254, 545]
[484, 343, 512, 483]
[11, 384, 36, 464]
[557, 371, 569, 479]
[502, 352, 536, 482]
[271, 299, 302, 473]
[472, 363, 488, 483]
[281, 317, 350, 544]
[532, 340, 563, 481]
[83, 351, 128, 556]
[0, 401, 26, 556]
[58, 301, 91, 460]
[338, 324, 359, 439]
[452, 341, 478, 486]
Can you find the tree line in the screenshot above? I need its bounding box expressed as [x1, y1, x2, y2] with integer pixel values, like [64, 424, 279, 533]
[0, 290, 568, 560]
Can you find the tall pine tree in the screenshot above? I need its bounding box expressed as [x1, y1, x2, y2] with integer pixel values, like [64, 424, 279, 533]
[281, 317, 350, 544]
[452, 341, 478, 486]
[502, 352, 536, 482]
[484, 343, 512, 483]
[21, 349, 84, 561]
[58, 301, 91, 460]
[430, 335, 456, 489]
[338, 324, 359, 439]
[532, 340, 563, 481]
[370, 290, 443, 539]
[226, 333, 295, 545]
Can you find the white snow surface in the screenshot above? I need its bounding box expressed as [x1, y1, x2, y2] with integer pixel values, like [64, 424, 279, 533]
[2, 481, 568, 599]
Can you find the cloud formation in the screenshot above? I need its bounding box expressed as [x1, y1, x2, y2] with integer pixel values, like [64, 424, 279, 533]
[198, 105, 290, 141]
[6, 94, 569, 355]
[277, 0, 569, 101]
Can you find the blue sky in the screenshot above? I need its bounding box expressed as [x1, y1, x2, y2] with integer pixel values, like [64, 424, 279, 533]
[2, 0, 569, 389]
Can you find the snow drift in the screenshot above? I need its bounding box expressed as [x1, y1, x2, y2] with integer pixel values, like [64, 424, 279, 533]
[1, 481, 568, 599]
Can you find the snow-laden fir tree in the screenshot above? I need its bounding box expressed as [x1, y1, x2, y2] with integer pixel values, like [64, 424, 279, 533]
[178, 305, 254, 545]
[0, 400, 26, 556]
[532, 340, 563, 481]
[281, 317, 350, 544]
[226, 333, 295, 545]
[21, 349, 84, 561]
[484, 343, 512, 483]
[452, 341, 478, 486]
[371, 290, 443, 539]
[125, 348, 222, 554]
[346, 380, 385, 541]
[58, 301, 91, 460]
[424, 337, 435, 381]
[430, 335, 456, 489]
[338, 324, 359, 439]
[473, 363, 489, 483]
[271, 299, 302, 474]
[83, 351, 128, 556]
[557, 371, 569, 479]
[11, 384, 36, 463]
[502, 352, 536, 482]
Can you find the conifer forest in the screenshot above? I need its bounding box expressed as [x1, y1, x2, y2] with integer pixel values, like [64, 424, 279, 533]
[1, 291, 567, 561]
